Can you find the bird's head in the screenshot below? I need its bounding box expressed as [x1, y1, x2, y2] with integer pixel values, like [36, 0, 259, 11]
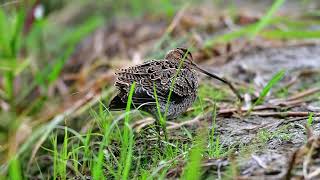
[164, 47, 243, 101]
[164, 47, 194, 65]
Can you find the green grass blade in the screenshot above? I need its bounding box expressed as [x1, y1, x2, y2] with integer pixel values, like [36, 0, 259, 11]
[3, 71, 14, 101]
[261, 30, 320, 39]
[10, 8, 24, 57]
[47, 47, 73, 85]
[204, 0, 287, 47]
[82, 127, 92, 171]
[209, 104, 218, 158]
[153, 83, 164, 122]
[119, 82, 136, 179]
[92, 98, 115, 179]
[125, 82, 136, 123]
[182, 130, 206, 180]
[8, 157, 22, 180]
[122, 125, 134, 179]
[52, 134, 58, 180]
[57, 16, 104, 48]
[204, 24, 256, 47]
[307, 112, 314, 127]
[254, 70, 286, 106]
[92, 144, 105, 179]
[250, 0, 286, 38]
[92, 116, 112, 179]
[164, 49, 190, 119]
[0, 9, 10, 56]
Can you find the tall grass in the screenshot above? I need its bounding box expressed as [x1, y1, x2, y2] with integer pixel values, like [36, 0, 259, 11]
[91, 107, 111, 179]
[1, 4, 104, 178]
[52, 133, 58, 179]
[8, 157, 22, 180]
[0, 7, 27, 180]
[0, 7, 25, 105]
[249, 0, 286, 38]
[153, 83, 167, 142]
[50, 127, 69, 179]
[44, 84, 130, 179]
[208, 104, 222, 158]
[182, 130, 206, 180]
[118, 82, 136, 179]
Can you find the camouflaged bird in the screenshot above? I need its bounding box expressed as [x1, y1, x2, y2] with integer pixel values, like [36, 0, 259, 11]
[109, 48, 242, 119]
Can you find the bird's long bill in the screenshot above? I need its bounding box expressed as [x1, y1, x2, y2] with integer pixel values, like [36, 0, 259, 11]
[192, 63, 243, 101]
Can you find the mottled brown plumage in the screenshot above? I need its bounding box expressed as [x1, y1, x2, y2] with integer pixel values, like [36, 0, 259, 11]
[109, 48, 242, 119]
[109, 48, 198, 119]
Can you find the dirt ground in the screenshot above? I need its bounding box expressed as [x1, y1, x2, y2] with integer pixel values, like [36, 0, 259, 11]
[211, 44, 320, 179]
[66, 1, 320, 178]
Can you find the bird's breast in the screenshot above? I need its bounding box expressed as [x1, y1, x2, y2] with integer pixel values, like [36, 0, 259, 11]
[157, 92, 197, 119]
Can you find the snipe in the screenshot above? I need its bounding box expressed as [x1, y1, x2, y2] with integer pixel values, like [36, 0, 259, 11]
[108, 48, 242, 120]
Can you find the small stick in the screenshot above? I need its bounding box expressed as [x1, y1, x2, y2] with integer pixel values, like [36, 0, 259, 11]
[251, 111, 320, 118]
[287, 87, 320, 101]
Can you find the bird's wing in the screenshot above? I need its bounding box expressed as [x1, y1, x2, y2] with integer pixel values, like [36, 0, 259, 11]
[109, 60, 197, 110]
[160, 68, 198, 97]
[109, 85, 156, 110]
